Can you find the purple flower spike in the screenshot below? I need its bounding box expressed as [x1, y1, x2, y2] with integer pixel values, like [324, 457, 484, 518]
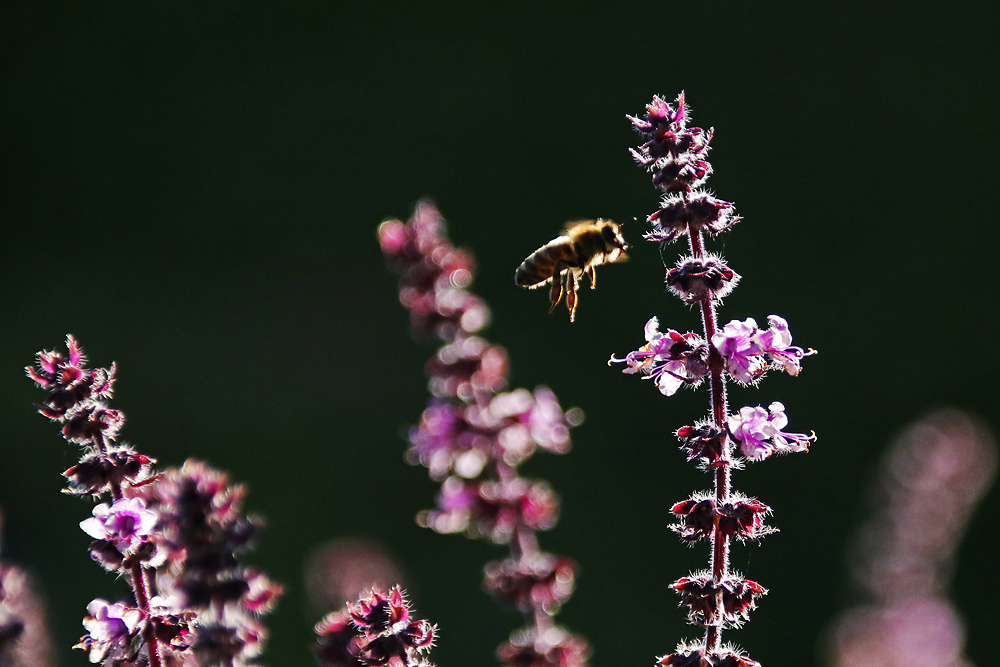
[28, 336, 282, 667]
[618, 96, 815, 663]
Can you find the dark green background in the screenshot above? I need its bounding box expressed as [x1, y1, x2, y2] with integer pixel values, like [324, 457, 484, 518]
[2, 3, 998, 666]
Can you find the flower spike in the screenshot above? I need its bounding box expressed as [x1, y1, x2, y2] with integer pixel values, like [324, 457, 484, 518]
[613, 95, 816, 664]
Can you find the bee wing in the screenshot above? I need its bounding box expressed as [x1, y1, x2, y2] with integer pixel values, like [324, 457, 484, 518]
[523, 276, 555, 289]
[561, 219, 597, 234]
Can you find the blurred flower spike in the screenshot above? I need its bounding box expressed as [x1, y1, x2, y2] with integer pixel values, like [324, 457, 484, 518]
[380, 201, 589, 667]
[828, 409, 997, 667]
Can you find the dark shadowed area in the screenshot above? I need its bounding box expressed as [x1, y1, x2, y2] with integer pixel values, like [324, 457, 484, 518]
[2, 3, 998, 666]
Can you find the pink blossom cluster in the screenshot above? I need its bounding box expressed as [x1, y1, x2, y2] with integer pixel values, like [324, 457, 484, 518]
[711, 316, 811, 383]
[379, 201, 589, 667]
[408, 387, 572, 481]
[611, 315, 811, 397]
[727, 403, 814, 461]
[609, 316, 709, 396]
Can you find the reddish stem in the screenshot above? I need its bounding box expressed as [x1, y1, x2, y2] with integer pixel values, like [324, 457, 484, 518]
[688, 226, 731, 654]
[95, 433, 163, 667]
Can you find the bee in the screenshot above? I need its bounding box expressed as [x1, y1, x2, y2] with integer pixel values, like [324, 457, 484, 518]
[515, 219, 629, 322]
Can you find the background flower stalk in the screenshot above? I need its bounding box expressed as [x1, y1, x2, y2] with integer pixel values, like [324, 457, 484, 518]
[380, 201, 589, 667]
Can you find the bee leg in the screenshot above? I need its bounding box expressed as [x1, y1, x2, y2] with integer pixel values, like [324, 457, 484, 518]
[548, 267, 567, 312]
[587, 264, 597, 289]
[566, 271, 579, 322]
[547, 260, 574, 312]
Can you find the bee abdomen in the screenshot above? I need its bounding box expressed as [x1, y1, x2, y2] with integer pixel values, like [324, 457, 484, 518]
[515, 241, 576, 287]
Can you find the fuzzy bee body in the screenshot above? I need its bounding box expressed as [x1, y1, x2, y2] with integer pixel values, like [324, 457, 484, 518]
[515, 219, 629, 322]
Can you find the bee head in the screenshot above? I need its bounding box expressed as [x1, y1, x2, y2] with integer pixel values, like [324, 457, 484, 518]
[600, 220, 629, 251]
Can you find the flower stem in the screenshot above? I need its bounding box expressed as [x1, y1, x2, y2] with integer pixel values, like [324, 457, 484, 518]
[94, 433, 163, 667]
[689, 225, 732, 653]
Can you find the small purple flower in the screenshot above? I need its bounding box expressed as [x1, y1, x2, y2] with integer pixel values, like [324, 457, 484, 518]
[711, 318, 764, 384]
[753, 315, 810, 376]
[711, 316, 812, 384]
[492, 387, 576, 462]
[77, 598, 143, 663]
[242, 569, 283, 614]
[727, 402, 814, 461]
[529, 387, 578, 448]
[407, 400, 477, 480]
[609, 317, 709, 396]
[80, 497, 158, 554]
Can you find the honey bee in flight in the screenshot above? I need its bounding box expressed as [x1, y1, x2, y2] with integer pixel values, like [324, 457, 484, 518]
[515, 219, 629, 322]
